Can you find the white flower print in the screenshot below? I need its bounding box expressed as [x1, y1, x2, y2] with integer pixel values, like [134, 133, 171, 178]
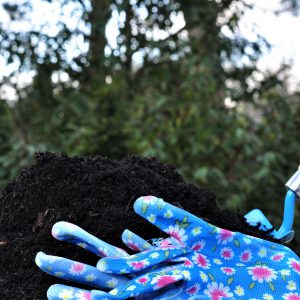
[164, 209, 174, 218]
[165, 224, 188, 244]
[258, 247, 267, 258]
[126, 285, 136, 291]
[204, 282, 233, 299]
[200, 271, 208, 282]
[85, 273, 96, 282]
[147, 213, 156, 223]
[182, 270, 191, 280]
[192, 226, 202, 236]
[287, 280, 297, 291]
[280, 269, 291, 276]
[106, 277, 119, 288]
[234, 285, 244, 296]
[263, 293, 274, 300]
[150, 252, 160, 259]
[58, 288, 74, 300]
[213, 258, 222, 265]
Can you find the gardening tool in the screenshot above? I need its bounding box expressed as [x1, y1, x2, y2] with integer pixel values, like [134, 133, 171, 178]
[245, 166, 300, 243]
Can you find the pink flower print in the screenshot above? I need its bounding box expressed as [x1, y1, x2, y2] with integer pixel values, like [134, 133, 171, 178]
[271, 252, 284, 262]
[165, 225, 188, 244]
[75, 290, 91, 300]
[127, 259, 150, 271]
[142, 196, 156, 204]
[217, 229, 234, 245]
[204, 282, 233, 300]
[288, 258, 300, 275]
[240, 249, 252, 263]
[183, 258, 194, 268]
[191, 240, 206, 252]
[126, 241, 142, 251]
[136, 276, 149, 285]
[151, 274, 179, 290]
[192, 253, 211, 269]
[160, 239, 171, 247]
[220, 247, 234, 260]
[186, 283, 201, 295]
[69, 262, 86, 275]
[247, 266, 277, 283]
[283, 293, 300, 300]
[159, 238, 176, 249]
[221, 267, 236, 275]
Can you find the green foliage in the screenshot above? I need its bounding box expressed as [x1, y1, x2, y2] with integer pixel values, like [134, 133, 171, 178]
[0, 0, 300, 249]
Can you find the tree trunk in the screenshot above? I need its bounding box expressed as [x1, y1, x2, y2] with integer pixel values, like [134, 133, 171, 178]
[85, 0, 111, 85]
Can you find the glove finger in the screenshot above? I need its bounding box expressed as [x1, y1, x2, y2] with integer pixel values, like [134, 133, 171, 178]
[46, 282, 176, 300]
[36, 252, 128, 289]
[133, 196, 220, 246]
[47, 284, 91, 300]
[52, 221, 129, 257]
[122, 230, 180, 252]
[97, 247, 187, 274]
[122, 229, 154, 251]
[92, 267, 185, 299]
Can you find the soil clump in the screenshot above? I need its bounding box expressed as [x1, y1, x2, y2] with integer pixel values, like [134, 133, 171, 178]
[0, 152, 294, 299]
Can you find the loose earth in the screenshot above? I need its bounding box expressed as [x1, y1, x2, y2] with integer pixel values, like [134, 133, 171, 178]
[0, 152, 295, 299]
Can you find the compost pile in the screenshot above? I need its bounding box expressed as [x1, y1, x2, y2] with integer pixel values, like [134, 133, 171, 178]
[0, 152, 294, 299]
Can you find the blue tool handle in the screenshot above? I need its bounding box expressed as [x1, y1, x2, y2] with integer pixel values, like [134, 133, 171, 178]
[276, 189, 297, 239]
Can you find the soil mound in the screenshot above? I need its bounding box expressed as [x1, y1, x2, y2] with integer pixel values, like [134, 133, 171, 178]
[0, 152, 292, 299]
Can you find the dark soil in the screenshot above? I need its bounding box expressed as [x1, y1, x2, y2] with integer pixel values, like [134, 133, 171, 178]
[0, 152, 296, 299]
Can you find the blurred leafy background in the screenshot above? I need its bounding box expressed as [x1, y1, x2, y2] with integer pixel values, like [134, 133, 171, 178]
[0, 0, 300, 246]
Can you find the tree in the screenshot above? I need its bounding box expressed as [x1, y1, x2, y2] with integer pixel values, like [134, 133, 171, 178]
[0, 0, 300, 250]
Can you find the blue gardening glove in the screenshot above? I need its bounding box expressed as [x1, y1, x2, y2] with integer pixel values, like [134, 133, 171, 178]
[36, 196, 300, 299]
[94, 196, 300, 299]
[35, 221, 178, 300]
[35, 222, 131, 298]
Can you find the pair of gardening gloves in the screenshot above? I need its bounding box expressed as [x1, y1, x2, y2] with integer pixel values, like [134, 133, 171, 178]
[36, 196, 300, 299]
